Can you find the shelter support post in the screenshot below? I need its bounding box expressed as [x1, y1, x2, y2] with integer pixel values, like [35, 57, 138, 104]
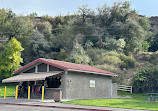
[42, 86, 44, 102]
[15, 86, 18, 99]
[4, 86, 6, 99]
[28, 86, 30, 100]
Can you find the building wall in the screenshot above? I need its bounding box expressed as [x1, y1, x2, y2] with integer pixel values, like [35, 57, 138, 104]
[112, 83, 118, 98]
[65, 71, 113, 99]
[60, 71, 67, 99]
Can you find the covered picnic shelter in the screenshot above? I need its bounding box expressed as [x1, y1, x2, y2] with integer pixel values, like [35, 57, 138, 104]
[2, 58, 118, 99]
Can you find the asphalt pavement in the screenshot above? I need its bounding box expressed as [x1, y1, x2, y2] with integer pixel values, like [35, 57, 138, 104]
[0, 97, 148, 111]
[0, 104, 81, 111]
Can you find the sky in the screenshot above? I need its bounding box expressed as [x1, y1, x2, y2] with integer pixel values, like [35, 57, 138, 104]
[0, 0, 158, 17]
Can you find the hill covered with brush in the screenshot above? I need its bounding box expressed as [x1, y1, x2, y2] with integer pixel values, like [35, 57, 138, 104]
[0, 1, 158, 85]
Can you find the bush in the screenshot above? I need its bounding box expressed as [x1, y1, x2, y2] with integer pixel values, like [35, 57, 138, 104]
[86, 48, 136, 69]
[103, 38, 126, 52]
[67, 43, 91, 64]
[95, 64, 119, 73]
[95, 64, 127, 84]
[120, 54, 136, 69]
[102, 55, 122, 65]
[132, 66, 158, 93]
[86, 48, 106, 65]
[86, 49, 123, 65]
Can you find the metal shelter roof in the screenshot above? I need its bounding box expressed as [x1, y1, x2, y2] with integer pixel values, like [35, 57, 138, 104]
[2, 71, 62, 83]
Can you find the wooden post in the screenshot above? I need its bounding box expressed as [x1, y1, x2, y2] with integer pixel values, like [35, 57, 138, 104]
[35, 65, 38, 73]
[130, 86, 132, 93]
[4, 86, 6, 99]
[15, 86, 18, 99]
[41, 86, 44, 102]
[28, 86, 30, 100]
[47, 64, 49, 72]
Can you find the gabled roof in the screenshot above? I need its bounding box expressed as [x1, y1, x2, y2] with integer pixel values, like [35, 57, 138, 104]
[14, 58, 118, 76]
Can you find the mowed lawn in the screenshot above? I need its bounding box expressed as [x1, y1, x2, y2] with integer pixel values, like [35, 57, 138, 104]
[0, 86, 15, 97]
[63, 91, 158, 111]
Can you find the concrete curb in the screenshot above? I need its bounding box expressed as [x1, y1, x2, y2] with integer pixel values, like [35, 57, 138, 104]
[0, 102, 111, 111]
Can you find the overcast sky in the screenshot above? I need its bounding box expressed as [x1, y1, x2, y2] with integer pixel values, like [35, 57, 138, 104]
[0, 0, 157, 17]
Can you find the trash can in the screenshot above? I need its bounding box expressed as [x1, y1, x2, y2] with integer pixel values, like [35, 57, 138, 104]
[53, 89, 62, 102]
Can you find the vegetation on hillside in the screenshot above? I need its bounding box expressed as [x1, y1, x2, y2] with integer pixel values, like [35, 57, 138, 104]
[0, 1, 158, 90]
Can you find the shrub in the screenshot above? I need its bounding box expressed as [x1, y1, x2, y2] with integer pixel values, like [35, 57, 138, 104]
[120, 54, 136, 69]
[132, 66, 158, 93]
[67, 43, 91, 64]
[102, 55, 122, 65]
[86, 48, 106, 65]
[95, 64, 119, 73]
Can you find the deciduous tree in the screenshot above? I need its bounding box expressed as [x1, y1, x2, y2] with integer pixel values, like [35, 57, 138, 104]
[0, 37, 24, 78]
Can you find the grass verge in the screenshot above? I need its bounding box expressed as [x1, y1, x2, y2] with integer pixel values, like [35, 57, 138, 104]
[62, 91, 158, 111]
[0, 86, 15, 97]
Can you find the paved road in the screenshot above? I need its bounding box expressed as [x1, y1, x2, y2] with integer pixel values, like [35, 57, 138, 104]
[0, 98, 148, 111]
[0, 104, 81, 111]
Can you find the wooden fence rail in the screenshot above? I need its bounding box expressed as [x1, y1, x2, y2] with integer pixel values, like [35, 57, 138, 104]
[118, 85, 132, 93]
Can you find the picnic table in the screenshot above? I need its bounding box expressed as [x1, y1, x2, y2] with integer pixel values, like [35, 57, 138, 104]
[146, 93, 158, 101]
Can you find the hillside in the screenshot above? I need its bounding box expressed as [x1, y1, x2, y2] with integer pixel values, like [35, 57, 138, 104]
[1, 2, 158, 86]
[150, 16, 158, 34]
[111, 52, 157, 85]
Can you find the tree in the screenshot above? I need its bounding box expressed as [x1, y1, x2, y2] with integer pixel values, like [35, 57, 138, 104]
[96, 2, 151, 54]
[97, 4, 110, 27]
[132, 66, 158, 93]
[107, 21, 124, 36]
[110, 1, 132, 23]
[0, 37, 24, 78]
[0, 9, 13, 42]
[139, 17, 151, 31]
[0, 9, 33, 42]
[28, 31, 51, 61]
[124, 19, 145, 52]
[10, 16, 34, 64]
[29, 12, 38, 18]
[34, 21, 52, 40]
[84, 40, 94, 49]
[78, 5, 94, 23]
[9, 16, 34, 40]
[67, 43, 91, 64]
[149, 33, 158, 52]
[53, 27, 74, 51]
[103, 38, 126, 51]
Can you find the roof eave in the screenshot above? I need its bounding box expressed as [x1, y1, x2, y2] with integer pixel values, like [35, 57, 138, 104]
[13, 58, 68, 74]
[67, 69, 118, 77]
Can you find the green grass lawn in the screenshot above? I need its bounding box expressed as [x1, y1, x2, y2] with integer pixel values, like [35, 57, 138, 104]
[0, 86, 15, 97]
[62, 91, 158, 111]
